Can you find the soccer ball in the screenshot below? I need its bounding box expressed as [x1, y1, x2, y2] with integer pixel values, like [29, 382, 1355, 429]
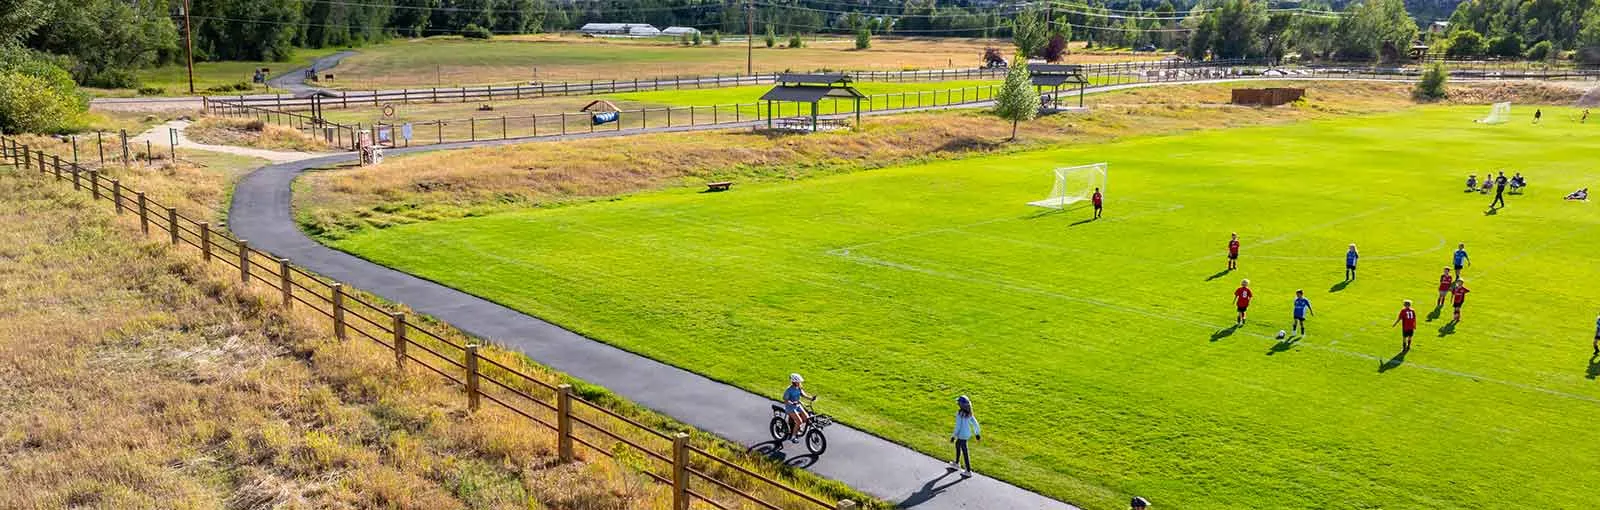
[1275, 330, 1287, 339]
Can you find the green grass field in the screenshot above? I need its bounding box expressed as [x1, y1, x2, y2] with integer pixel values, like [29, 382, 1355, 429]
[132, 47, 347, 96]
[326, 106, 1600, 509]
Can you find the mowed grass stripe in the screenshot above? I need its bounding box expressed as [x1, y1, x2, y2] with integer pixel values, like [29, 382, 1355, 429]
[331, 106, 1600, 509]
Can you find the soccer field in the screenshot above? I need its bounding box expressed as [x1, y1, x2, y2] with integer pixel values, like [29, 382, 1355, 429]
[329, 106, 1600, 509]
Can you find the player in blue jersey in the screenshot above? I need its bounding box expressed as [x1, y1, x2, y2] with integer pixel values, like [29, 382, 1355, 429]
[1344, 244, 1360, 281]
[1292, 290, 1313, 336]
[1452, 243, 1471, 278]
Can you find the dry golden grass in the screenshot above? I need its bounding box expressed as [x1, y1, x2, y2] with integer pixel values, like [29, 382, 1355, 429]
[0, 145, 881, 509]
[187, 117, 333, 153]
[334, 35, 1163, 90]
[295, 80, 1471, 237]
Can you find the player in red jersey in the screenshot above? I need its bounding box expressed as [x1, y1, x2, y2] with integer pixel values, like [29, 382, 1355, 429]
[1091, 188, 1103, 219]
[1451, 279, 1471, 322]
[1392, 300, 1418, 351]
[1234, 279, 1253, 326]
[1227, 233, 1240, 271]
[1436, 268, 1454, 307]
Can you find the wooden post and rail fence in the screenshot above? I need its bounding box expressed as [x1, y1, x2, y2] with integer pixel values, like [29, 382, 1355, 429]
[0, 136, 861, 510]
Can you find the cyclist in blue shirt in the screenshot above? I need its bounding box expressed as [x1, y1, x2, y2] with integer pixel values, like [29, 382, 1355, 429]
[1292, 290, 1313, 336]
[1345, 243, 1360, 281]
[1452, 243, 1471, 278]
[783, 373, 814, 443]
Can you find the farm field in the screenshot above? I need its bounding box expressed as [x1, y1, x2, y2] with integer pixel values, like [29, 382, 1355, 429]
[330, 34, 1162, 89]
[325, 106, 1600, 509]
[129, 47, 348, 96]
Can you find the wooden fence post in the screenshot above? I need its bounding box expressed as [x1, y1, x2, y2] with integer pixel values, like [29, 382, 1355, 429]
[278, 258, 292, 308]
[137, 193, 148, 234]
[392, 312, 407, 373]
[50, 155, 59, 176]
[111, 179, 122, 214]
[332, 283, 346, 340]
[465, 344, 481, 412]
[20, 145, 28, 169]
[237, 240, 250, 283]
[167, 208, 178, 245]
[53, 156, 62, 180]
[89, 171, 100, 200]
[672, 433, 690, 510]
[71, 162, 79, 190]
[38, 151, 46, 173]
[557, 384, 574, 462]
[199, 222, 211, 261]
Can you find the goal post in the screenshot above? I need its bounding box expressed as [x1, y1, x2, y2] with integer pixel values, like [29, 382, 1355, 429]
[1027, 163, 1107, 209]
[1476, 102, 1511, 124]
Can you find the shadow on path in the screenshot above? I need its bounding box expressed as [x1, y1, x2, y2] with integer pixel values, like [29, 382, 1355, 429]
[900, 471, 968, 508]
[1267, 336, 1299, 355]
[1378, 349, 1408, 373]
[747, 440, 824, 469]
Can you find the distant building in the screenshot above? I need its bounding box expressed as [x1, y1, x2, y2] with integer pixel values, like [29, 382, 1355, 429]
[1430, 21, 1450, 35]
[662, 27, 700, 37]
[579, 23, 659, 36]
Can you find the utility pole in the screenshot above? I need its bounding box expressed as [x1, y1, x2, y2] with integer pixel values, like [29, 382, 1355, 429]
[745, 0, 754, 75]
[183, 0, 195, 95]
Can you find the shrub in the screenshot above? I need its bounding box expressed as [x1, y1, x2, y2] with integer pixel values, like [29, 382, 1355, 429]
[692, 31, 702, 46]
[855, 27, 871, 50]
[788, 34, 804, 48]
[1414, 62, 1448, 100]
[0, 72, 83, 134]
[1444, 30, 1486, 57]
[765, 25, 776, 48]
[137, 87, 165, 96]
[461, 24, 492, 39]
[1488, 33, 1523, 58]
[1042, 34, 1068, 62]
[680, 33, 691, 46]
[710, 31, 721, 45]
[1524, 40, 1554, 61]
[982, 46, 1007, 68]
[83, 68, 141, 89]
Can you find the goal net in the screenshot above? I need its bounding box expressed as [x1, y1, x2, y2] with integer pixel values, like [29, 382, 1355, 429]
[1027, 163, 1107, 209]
[1476, 102, 1511, 124]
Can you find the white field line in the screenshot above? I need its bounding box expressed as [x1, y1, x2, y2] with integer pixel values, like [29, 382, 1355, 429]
[1171, 205, 1397, 267]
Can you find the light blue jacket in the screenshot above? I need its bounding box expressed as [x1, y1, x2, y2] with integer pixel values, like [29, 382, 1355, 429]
[952, 412, 981, 440]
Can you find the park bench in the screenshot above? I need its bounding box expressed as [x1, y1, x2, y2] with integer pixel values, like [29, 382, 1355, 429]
[706, 181, 733, 192]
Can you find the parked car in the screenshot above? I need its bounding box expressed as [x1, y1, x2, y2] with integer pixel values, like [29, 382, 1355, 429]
[1136, 44, 1158, 52]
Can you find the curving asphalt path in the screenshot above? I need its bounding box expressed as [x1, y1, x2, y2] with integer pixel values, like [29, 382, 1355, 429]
[227, 75, 1489, 508]
[267, 50, 360, 95]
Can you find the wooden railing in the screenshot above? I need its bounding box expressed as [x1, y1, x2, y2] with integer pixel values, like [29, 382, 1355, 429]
[0, 136, 864, 510]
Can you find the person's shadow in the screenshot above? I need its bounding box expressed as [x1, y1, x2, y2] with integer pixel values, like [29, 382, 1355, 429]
[1267, 336, 1299, 355]
[1378, 349, 1408, 373]
[1426, 303, 1443, 322]
[1328, 279, 1352, 293]
[1069, 217, 1097, 227]
[899, 470, 967, 508]
[1437, 320, 1457, 337]
[1210, 325, 1239, 342]
[1206, 268, 1233, 281]
[1587, 354, 1600, 380]
[1484, 205, 1501, 216]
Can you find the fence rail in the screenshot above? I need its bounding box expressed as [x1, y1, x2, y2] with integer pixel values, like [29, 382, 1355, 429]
[0, 136, 860, 510]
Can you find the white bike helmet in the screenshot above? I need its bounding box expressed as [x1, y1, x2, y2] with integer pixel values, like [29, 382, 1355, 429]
[790, 373, 804, 383]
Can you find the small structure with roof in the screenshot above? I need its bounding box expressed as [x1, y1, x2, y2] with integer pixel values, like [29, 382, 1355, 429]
[1030, 64, 1090, 110]
[758, 73, 866, 132]
[662, 26, 700, 37]
[580, 23, 658, 36]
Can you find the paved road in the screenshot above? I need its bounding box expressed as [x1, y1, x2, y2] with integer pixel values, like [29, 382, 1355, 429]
[266, 50, 359, 94]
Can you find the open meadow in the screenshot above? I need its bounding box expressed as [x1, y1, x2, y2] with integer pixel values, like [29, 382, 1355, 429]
[321, 103, 1600, 509]
[329, 35, 1161, 89]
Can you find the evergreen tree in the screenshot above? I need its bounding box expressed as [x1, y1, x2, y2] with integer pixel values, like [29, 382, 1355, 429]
[993, 57, 1039, 141]
[765, 24, 776, 48]
[1012, 9, 1047, 58]
[856, 27, 871, 49]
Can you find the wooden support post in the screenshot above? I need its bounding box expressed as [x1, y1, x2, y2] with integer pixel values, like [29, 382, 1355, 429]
[238, 240, 250, 283]
[392, 312, 407, 373]
[89, 171, 100, 200]
[20, 145, 29, 168]
[49, 154, 58, 175]
[672, 433, 690, 510]
[111, 180, 122, 214]
[138, 193, 148, 233]
[167, 208, 178, 245]
[332, 283, 346, 340]
[53, 156, 62, 180]
[465, 344, 481, 412]
[557, 384, 574, 462]
[278, 258, 292, 308]
[199, 223, 211, 261]
[71, 162, 79, 190]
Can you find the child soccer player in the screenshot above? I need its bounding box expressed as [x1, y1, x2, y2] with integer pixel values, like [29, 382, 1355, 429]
[1436, 268, 1454, 307]
[1092, 187, 1103, 219]
[1464, 174, 1478, 192]
[1534, 108, 1543, 124]
[1234, 279, 1253, 326]
[1393, 300, 1418, 352]
[1451, 279, 1471, 322]
[1292, 290, 1312, 335]
[1227, 233, 1240, 271]
[1452, 243, 1470, 278]
[1593, 313, 1599, 356]
[1345, 244, 1360, 281]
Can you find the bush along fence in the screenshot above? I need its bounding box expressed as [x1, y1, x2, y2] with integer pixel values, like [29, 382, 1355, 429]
[0, 136, 870, 510]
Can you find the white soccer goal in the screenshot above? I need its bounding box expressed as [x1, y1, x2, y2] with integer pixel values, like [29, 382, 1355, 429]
[1027, 163, 1107, 209]
[1476, 102, 1512, 124]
